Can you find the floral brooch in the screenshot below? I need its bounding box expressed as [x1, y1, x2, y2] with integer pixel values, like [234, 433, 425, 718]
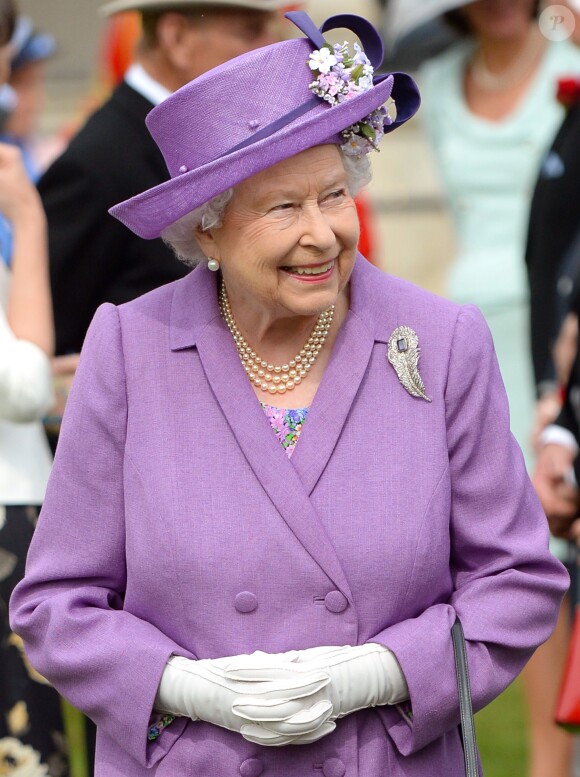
[556, 76, 580, 109]
[308, 41, 394, 158]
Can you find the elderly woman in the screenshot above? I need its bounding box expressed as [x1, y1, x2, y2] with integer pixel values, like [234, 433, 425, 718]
[10, 11, 568, 777]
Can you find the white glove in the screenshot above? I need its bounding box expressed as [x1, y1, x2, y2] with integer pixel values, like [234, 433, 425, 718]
[227, 643, 409, 737]
[155, 653, 336, 746]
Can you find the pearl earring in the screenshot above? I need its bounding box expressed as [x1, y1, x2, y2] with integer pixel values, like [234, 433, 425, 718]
[207, 258, 220, 272]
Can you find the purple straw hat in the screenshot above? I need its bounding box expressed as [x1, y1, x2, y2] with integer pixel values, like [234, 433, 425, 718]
[110, 11, 421, 239]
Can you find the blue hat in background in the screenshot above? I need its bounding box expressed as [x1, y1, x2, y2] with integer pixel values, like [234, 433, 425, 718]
[10, 16, 55, 72]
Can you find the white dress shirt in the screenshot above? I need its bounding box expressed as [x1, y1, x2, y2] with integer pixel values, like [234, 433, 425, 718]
[124, 63, 172, 106]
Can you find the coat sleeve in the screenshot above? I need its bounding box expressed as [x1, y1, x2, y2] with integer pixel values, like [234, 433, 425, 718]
[9, 303, 191, 768]
[370, 304, 569, 755]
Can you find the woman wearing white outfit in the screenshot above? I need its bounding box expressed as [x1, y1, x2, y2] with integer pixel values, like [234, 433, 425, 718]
[0, 147, 52, 500]
[0, 143, 65, 774]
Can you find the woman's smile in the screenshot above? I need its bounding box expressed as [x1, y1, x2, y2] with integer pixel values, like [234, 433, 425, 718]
[280, 259, 336, 282]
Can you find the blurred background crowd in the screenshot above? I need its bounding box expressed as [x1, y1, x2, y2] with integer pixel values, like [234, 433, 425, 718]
[1, 0, 580, 775]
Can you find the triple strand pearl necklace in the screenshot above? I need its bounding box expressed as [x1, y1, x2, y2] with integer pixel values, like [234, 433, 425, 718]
[219, 280, 335, 396]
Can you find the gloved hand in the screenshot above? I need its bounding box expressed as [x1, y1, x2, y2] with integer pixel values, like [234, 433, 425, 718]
[226, 643, 408, 738]
[296, 643, 409, 715]
[154, 653, 336, 746]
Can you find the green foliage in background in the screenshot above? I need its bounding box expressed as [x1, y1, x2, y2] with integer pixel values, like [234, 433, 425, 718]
[61, 700, 89, 777]
[476, 680, 527, 777]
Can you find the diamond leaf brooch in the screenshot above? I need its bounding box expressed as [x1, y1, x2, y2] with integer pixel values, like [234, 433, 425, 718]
[387, 326, 431, 402]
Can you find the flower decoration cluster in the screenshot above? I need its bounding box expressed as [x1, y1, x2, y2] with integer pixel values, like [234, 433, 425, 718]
[308, 41, 393, 157]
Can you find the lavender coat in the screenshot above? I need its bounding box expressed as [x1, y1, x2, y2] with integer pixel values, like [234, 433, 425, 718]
[10, 257, 568, 777]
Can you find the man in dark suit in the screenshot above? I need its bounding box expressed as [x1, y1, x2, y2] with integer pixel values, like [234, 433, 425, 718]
[525, 96, 580, 403]
[526, 81, 580, 513]
[528, 25, 580, 592]
[42, 0, 287, 357]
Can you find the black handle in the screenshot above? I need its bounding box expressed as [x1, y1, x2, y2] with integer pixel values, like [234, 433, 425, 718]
[452, 618, 479, 777]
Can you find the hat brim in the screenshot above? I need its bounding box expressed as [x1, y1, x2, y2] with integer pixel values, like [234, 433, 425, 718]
[100, 0, 291, 17]
[110, 72, 419, 239]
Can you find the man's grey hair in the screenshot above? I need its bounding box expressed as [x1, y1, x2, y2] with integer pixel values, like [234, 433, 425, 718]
[161, 149, 372, 267]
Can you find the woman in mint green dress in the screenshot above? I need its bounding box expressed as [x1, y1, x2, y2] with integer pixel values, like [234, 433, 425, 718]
[418, 0, 580, 469]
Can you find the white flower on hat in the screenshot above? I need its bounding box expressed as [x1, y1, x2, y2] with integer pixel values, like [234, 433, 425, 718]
[341, 134, 372, 157]
[308, 47, 338, 74]
[354, 74, 374, 92]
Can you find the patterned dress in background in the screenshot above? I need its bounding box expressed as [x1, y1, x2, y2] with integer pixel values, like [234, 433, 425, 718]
[0, 506, 69, 776]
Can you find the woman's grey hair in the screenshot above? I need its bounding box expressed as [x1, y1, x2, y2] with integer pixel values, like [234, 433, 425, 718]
[161, 149, 372, 267]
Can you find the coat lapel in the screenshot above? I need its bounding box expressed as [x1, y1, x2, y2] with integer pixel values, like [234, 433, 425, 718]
[170, 266, 354, 600]
[289, 307, 375, 494]
[290, 257, 392, 493]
